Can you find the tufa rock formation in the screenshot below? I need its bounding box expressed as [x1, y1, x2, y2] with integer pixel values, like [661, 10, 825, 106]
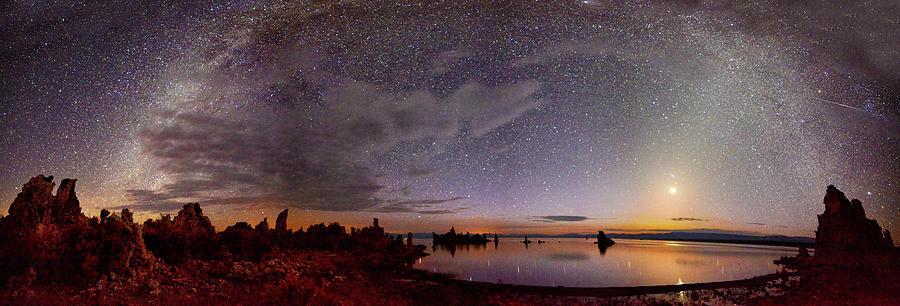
[142, 203, 217, 264]
[432, 226, 490, 245]
[595, 230, 615, 248]
[360, 218, 384, 237]
[173, 203, 215, 235]
[0, 175, 153, 286]
[53, 178, 82, 223]
[220, 221, 275, 261]
[256, 218, 270, 231]
[814, 185, 894, 263]
[0, 174, 432, 298]
[2, 175, 428, 291]
[6, 175, 84, 228]
[275, 209, 289, 232]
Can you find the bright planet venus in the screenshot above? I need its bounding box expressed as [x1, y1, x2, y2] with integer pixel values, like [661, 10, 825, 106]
[1, 1, 898, 238]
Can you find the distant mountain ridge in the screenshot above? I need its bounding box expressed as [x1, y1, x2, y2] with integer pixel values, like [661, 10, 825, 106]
[398, 229, 814, 247]
[604, 232, 814, 247]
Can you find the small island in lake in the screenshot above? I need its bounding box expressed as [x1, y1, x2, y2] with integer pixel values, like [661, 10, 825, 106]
[594, 230, 615, 248]
[432, 227, 491, 245]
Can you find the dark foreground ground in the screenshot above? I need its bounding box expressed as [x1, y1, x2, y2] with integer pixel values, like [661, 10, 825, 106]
[5, 248, 898, 305]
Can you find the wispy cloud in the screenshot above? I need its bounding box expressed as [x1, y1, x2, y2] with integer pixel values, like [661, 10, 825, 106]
[670, 217, 709, 222]
[369, 197, 468, 214]
[528, 215, 594, 223]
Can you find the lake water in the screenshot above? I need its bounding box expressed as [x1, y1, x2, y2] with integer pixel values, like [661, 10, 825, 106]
[413, 238, 796, 287]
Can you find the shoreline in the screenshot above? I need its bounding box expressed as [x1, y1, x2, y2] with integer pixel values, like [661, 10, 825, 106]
[408, 236, 815, 248]
[418, 270, 797, 297]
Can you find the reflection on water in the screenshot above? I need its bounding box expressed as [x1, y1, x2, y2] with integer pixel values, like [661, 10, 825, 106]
[547, 252, 589, 261]
[414, 238, 796, 287]
[432, 243, 488, 257]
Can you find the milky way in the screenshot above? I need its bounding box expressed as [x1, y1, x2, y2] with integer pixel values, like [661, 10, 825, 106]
[2, 1, 898, 237]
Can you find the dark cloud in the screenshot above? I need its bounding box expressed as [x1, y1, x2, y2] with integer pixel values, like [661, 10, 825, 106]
[126, 179, 222, 205]
[528, 215, 593, 223]
[135, 110, 384, 212]
[670, 217, 709, 222]
[747, 222, 767, 226]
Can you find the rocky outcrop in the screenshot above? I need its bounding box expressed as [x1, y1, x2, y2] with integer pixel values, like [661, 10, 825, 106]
[220, 221, 275, 260]
[173, 203, 215, 235]
[256, 218, 270, 231]
[53, 178, 82, 223]
[0, 175, 152, 286]
[814, 185, 894, 263]
[122, 208, 134, 223]
[6, 176, 86, 229]
[2, 175, 427, 292]
[275, 209, 289, 232]
[90, 209, 156, 278]
[142, 203, 217, 264]
[6, 175, 57, 228]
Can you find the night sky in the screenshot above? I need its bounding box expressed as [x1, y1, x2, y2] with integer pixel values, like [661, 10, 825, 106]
[2, 1, 898, 237]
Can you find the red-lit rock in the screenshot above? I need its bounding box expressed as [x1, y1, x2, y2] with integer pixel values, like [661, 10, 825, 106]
[6, 175, 56, 228]
[173, 203, 215, 235]
[53, 178, 82, 224]
[0, 175, 152, 286]
[142, 203, 217, 264]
